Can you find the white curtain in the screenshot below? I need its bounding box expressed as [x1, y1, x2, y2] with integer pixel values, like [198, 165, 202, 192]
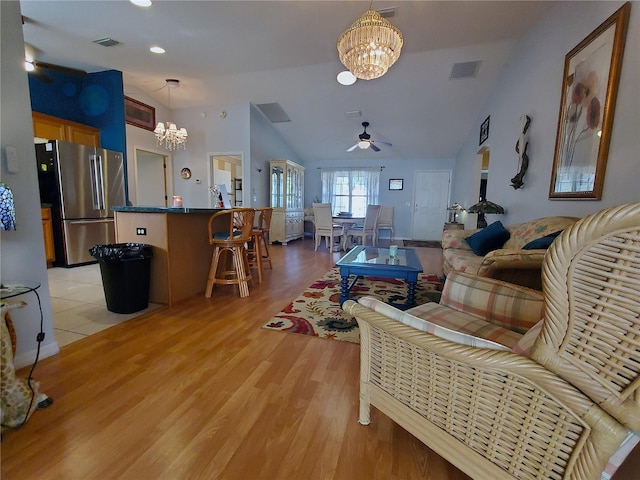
[321, 170, 337, 203]
[320, 168, 380, 216]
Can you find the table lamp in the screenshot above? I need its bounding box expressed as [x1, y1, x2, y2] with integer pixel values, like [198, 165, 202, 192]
[446, 203, 465, 223]
[467, 200, 505, 228]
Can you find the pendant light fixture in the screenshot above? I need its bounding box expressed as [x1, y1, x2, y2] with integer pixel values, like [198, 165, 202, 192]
[337, 3, 403, 81]
[154, 79, 188, 151]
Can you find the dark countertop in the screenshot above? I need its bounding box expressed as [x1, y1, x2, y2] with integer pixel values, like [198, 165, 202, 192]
[112, 206, 225, 214]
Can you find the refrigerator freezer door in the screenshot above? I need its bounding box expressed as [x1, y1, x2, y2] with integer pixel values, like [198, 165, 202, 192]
[56, 141, 102, 220]
[103, 149, 126, 213]
[61, 218, 115, 266]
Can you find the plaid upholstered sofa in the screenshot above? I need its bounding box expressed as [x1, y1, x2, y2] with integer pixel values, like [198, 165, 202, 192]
[442, 216, 578, 289]
[343, 203, 640, 480]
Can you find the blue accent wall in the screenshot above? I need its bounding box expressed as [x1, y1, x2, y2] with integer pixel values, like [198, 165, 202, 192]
[28, 68, 128, 199]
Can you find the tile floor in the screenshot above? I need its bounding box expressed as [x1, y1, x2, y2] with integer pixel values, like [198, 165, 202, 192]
[47, 263, 160, 348]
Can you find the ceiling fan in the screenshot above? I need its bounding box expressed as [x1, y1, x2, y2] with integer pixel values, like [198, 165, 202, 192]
[347, 122, 392, 152]
[26, 60, 87, 83]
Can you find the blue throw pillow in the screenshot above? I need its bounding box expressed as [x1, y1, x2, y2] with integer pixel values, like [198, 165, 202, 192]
[523, 230, 563, 250]
[465, 221, 511, 256]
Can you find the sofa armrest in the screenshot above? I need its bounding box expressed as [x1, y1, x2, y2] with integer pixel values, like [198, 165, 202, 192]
[342, 298, 628, 480]
[441, 271, 544, 333]
[478, 249, 547, 272]
[442, 228, 477, 251]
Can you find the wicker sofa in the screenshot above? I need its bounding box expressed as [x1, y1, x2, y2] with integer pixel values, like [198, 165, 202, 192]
[442, 216, 578, 289]
[343, 203, 640, 480]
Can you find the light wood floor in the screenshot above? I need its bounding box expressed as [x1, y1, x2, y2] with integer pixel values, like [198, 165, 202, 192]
[2, 240, 463, 480]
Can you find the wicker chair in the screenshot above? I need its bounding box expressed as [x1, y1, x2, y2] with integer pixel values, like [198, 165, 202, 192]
[343, 203, 640, 480]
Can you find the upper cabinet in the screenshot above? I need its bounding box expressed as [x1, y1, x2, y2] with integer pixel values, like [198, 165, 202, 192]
[32, 112, 101, 147]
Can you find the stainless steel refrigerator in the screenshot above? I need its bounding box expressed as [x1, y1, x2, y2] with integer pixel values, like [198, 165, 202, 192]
[36, 140, 125, 267]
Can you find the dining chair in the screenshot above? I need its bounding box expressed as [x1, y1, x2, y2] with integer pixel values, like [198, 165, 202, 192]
[343, 204, 382, 250]
[205, 208, 255, 298]
[247, 207, 273, 283]
[312, 203, 345, 252]
[376, 206, 394, 244]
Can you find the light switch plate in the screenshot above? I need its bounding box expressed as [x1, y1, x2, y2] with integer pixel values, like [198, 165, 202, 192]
[5, 146, 19, 173]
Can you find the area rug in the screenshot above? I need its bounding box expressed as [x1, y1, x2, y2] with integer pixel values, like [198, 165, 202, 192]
[263, 268, 443, 344]
[403, 240, 442, 248]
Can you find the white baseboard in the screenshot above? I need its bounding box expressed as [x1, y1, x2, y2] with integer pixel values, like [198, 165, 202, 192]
[14, 341, 60, 370]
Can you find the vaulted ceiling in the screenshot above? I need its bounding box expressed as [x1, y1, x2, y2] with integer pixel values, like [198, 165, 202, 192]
[20, 1, 557, 162]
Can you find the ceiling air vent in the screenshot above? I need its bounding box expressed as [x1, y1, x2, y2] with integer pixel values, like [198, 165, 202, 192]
[255, 103, 291, 123]
[450, 61, 481, 79]
[93, 37, 120, 47]
[377, 7, 397, 18]
[345, 110, 362, 118]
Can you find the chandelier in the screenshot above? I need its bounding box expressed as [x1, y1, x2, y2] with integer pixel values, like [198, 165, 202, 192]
[337, 7, 403, 81]
[154, 79, 188, 151]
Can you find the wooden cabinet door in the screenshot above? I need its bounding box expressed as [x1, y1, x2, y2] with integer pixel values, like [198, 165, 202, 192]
[32, 112, 100, 147]
[33, 112, 66, 141]
[41, 207, 55, 263]
[65, 124, 100, 147]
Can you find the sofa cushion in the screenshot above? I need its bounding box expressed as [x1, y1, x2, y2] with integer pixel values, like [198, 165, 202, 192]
[503, 216, 578, 249]
[523, 230, 563, 249]
[441, 272, 544, 334]
[358, 296, 514, 350]
[465, 221, 510, 256]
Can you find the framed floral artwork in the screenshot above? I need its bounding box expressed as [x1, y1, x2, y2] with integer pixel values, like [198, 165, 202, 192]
[549, 2, 630, 199]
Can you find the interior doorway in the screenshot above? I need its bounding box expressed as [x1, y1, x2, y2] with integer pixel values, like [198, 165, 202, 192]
[134, 148, 171, 206]
[209, 154, 243, 207]
[411, 170, 452, 240]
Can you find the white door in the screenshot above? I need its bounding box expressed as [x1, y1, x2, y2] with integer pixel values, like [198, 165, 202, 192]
[412, 170, 451, 240]
[136, 149, 168, 206]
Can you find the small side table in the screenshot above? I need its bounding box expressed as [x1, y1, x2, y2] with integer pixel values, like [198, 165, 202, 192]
[443, 222, 464, 232]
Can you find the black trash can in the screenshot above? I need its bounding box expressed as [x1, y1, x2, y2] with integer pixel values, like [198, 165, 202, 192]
[89, 243, 153, 314]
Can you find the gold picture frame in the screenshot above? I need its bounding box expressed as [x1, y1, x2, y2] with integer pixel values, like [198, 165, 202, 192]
[549, 2, 630, 200]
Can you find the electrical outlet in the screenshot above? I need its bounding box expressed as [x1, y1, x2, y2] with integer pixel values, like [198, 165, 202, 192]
[136, 227, 147, 235]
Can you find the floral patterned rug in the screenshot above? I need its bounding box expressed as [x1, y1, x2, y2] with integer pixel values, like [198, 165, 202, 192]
[263, 268, 443, 344]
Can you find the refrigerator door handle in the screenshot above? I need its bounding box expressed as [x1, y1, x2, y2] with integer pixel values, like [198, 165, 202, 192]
[69, 219, 114, 225]
[96, 154, 106, 210]
[90, 155, 107, 210]
[90, 155, 101, 210]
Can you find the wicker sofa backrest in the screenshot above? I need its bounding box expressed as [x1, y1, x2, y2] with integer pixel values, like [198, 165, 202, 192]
[531, 203, 640, 431]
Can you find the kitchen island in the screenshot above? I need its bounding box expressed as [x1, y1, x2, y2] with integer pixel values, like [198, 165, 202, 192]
[113, 206, 224, 305]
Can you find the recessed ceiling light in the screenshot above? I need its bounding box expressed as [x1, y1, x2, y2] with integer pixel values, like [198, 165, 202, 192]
[150, 46, 165, 54]
[130, 0, 152, 7]
[337, 70, 357, 86]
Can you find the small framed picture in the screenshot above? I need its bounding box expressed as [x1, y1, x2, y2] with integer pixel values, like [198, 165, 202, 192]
[124, 96, 156, 131]
[389, 179, 403, 190]
[479, 115, 490, 145]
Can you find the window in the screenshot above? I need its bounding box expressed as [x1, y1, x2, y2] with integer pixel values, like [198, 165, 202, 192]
[321, 169, 380, 217]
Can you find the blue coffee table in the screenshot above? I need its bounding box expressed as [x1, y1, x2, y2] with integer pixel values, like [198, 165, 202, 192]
[335, 246, 424, 308]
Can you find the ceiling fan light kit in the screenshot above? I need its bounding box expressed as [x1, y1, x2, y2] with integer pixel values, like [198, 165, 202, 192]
[347, 121, 391, 153]
[337, 9, 403, 81]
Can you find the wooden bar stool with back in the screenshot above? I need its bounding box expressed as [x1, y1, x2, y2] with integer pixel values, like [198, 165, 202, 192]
[247, 207, 273, 283]
[205, 208, 255, 298]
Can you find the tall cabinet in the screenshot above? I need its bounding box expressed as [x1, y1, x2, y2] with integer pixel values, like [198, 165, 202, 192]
[269, 159, 305, 244]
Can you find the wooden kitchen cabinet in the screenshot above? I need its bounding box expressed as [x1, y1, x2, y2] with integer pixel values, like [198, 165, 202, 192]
[32, 112, 101, 147]
[41, 207, 55, 265]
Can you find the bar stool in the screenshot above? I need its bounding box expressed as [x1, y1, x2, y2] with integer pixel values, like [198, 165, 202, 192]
[205, 208, 255, 298]
[247, 207, 273, 283]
